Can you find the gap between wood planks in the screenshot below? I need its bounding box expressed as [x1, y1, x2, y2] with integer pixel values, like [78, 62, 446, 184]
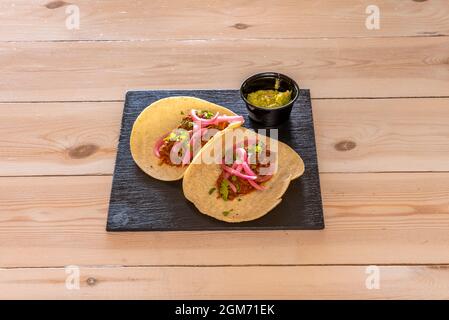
[2, 36, 447, 100]
[2, 263, 449, 270]
[2, 264, 448, 299]
[2, 96, 449, 104]
[2, 173, 448, 267]
[0, 34, 447, 43]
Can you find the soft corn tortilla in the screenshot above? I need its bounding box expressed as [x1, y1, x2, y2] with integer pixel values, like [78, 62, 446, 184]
[182, 127, 305, 222]
[130, 96, 241, 181]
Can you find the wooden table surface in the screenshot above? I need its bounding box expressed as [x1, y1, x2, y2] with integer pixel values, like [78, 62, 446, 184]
[1, 0, 449, 299]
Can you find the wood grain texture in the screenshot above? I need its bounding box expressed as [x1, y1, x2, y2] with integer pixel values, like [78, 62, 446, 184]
[314, 98, 449, 172]
[0, 102, 122, 176]
[1, 173, 448, 268]
[1, 265, 449, 299]
[1, 98, 448, 176]
[1, 0, 448, 41]
[1, 37, 448, 101]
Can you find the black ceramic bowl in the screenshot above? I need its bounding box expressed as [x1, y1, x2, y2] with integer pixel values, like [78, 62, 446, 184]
[240, 72, 299, 127]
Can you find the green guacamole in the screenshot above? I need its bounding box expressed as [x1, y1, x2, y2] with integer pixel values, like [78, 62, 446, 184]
[247, 89, 292, 109]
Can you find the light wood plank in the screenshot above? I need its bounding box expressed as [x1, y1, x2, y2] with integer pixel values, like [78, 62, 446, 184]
[1, 173, 448, 268]
[1, 265, 449, 299]
[0, 102, 122, 176]
[314, 98, 449, 172]
[1, 0, 448, 41]
[2, 98, 449, 176]
[1, 37, 448, 101]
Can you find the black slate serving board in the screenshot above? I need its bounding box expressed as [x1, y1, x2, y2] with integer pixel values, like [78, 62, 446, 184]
[107, 90, 324, 231]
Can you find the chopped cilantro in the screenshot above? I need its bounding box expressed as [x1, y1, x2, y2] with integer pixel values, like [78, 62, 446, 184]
[180, 111, 185, 115]
[208, 187, 216, 195]
[200, 110, 214, 119]
[231, 176, 237, 182]
[222, 209, 233, 216]
[219, 179, 229, 201]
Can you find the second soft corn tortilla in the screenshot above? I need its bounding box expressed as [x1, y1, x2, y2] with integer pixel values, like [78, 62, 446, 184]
[182, 127, 305, 222]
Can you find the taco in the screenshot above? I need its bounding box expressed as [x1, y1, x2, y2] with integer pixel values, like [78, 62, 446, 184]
[130, 97, 244, 181]
[182, 127, 305, 222]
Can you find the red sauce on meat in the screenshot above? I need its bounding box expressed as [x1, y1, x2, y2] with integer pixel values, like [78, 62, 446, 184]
[216, 149, 273, 201]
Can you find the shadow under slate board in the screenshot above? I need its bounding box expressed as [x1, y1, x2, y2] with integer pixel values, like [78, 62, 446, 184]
[107, 90, 324, 231]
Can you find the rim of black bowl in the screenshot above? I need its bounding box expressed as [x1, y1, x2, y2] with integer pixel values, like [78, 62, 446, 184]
[240, 72, 300, 111]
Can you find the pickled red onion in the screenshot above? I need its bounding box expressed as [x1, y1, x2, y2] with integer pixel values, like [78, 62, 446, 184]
[221, 163, 257, 180]
[220, 144, 269, 192]
[233, 137, 257, 152]
[226, 179, 237, 193]
[182, 128, 208, 165]
[224, 162, 241, 179]
[153, 135, 166, 158]
[256, 174, 272, 183]
[191, 109, 219, 126]
[192, 122, 200, 134]
[215, 115, 244, 124]
[190, 128, 208, 145]
[248, 179, 266, 190]
[241, 161, 256, 177]
[236, 148, 247, 163]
